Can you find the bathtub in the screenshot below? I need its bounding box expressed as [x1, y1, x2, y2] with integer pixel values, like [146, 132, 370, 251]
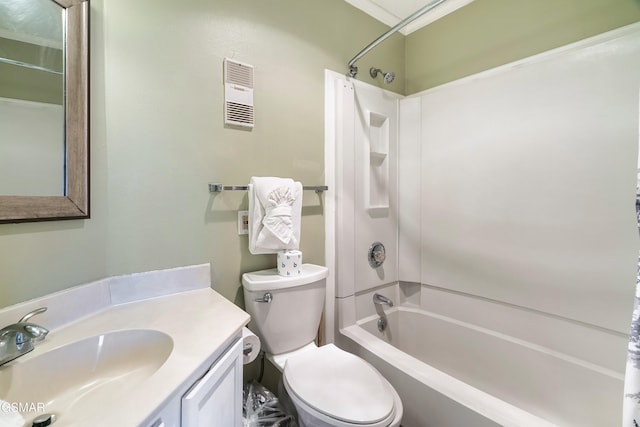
[339, 306, 623, 427]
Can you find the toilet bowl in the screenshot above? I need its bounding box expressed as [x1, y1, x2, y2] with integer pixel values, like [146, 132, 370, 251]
[280, 344, 402, 427]
[242, 264, 402, 427]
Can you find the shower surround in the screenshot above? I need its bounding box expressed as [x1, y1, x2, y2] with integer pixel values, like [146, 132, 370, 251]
[326, 22, 640, 426]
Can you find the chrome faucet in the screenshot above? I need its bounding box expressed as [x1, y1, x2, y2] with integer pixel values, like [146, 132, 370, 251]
[0, 307, 49, 367]
[373, 293, 394, 307]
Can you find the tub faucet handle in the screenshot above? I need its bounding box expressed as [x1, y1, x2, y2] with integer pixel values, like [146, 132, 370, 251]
[373, 293, 393, 307]
[368, 242, 386, 268]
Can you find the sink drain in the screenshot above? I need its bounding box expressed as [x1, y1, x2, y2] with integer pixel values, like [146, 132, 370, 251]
[32, 413, 56, 427]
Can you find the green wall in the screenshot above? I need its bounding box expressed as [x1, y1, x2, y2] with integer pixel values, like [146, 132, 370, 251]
[406, 0, 640, 93]
[0, 0, 403, 308]
[2, 0, 640, 311]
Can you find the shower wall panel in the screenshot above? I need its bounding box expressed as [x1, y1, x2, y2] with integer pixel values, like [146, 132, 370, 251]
[328, 70, 402, 299]
[415, 24, 640, 332]
[353, 83, 401, 293]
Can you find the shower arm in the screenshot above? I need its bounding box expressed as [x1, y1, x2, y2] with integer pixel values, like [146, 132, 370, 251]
[347, 0, 448, 78]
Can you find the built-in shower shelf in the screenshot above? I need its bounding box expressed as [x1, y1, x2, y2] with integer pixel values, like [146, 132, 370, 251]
[368, 111, 389, 210]
[370, 151, 387, 165]
[368, 205, 389, 212]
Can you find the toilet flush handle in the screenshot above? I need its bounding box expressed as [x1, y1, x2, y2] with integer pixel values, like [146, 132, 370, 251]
[255, 292, 273, 303]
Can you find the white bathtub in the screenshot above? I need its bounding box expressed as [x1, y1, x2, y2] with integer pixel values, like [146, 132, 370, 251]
[339, 306, 623, 427]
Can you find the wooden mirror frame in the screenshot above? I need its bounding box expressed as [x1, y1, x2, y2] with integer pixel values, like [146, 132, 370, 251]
[0, 0, 89, 223]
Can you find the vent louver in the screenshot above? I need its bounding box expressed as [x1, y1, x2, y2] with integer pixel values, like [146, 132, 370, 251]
[226, 101, 254, 125]
[224, 59, 254, 128]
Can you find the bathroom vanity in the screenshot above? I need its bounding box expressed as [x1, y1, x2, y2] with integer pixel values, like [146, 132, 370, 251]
[0, 264, 249, 427]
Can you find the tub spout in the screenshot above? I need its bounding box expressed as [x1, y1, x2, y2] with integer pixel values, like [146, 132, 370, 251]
[373, 293, 393, 307]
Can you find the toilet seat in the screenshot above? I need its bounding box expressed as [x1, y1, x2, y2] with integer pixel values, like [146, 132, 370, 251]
[283, 344, 396, 427]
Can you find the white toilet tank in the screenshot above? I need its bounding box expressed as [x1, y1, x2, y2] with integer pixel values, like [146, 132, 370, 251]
[242, 264, 328, 355]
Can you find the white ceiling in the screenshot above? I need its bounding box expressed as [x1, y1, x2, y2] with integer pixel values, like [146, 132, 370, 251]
[343, 0, 475, 35]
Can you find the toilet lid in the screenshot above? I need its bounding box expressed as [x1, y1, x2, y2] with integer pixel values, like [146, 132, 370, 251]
[283, 344, 394, 425]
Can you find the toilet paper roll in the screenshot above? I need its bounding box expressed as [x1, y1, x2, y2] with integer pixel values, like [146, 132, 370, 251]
[242, 327, 261, 365]
[277, 250, 302, 277]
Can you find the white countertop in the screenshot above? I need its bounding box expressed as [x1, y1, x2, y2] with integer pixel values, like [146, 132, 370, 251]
[0, 264, 250, 426]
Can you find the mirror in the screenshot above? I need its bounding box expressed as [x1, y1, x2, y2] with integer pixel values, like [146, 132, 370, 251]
[0, 0, 89, 223]
[0, 0, 64, 197]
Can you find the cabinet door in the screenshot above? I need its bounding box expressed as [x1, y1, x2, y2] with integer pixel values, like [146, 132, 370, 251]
[144, 397, 181, 427]
[182, 339, 243, 427]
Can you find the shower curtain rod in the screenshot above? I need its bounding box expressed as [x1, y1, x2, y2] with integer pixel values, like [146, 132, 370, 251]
[347, 0, 448, 78]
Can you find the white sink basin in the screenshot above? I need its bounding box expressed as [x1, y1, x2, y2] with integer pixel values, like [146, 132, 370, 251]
[0, 329, 173, 426]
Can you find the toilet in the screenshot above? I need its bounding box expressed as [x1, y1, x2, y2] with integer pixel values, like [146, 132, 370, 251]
[242, 264, 403, 427]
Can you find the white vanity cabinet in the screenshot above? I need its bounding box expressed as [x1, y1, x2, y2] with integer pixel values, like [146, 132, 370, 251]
[181, 338, 244, 426]
[0, 264, 251, 427]
[145, 399, 181, 427]
[143, 337, 244, 427]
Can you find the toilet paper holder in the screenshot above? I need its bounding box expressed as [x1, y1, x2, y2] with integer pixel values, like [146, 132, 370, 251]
[243, 343, 255, 356]
[241, 327, 261, 365]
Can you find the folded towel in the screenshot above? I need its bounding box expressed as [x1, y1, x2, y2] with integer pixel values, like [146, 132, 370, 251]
[0, 400, 24, 427]
[248, 177, 302, 254]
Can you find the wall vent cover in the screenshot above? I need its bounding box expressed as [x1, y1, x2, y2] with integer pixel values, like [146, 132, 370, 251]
[224, 58, 254, 128]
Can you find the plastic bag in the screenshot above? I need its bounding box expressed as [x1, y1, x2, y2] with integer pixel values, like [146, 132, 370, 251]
[242, 381, 298, 427]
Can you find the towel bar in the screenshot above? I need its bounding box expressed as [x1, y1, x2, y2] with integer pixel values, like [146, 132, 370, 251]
[208, 183, 328, 193]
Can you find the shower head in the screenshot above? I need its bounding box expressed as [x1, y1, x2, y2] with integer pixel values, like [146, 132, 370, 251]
[370, 67, 395, 84]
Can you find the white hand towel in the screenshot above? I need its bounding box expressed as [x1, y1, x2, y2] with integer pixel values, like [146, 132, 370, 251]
[0, 400, 25, 427]
[248, 177, 302, 254]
